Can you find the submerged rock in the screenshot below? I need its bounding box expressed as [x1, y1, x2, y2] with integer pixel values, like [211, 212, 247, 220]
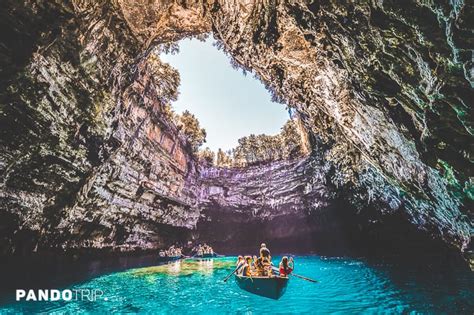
[0, 1, 472, 263]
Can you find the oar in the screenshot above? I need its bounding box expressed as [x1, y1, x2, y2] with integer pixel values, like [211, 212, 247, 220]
[223, 266, 240, 282]
[271, 267, 318, 283]
[290, 273, 318, 283]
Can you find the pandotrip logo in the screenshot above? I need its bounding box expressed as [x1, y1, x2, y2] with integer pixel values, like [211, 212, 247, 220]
[16, 289, 106, 302]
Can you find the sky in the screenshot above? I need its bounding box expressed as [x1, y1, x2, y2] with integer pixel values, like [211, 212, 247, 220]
[160, 38, 289, 152]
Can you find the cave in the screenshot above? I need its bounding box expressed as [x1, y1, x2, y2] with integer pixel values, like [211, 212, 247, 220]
[0, 0, 472, 273]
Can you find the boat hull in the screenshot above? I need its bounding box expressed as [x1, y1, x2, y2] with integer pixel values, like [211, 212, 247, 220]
[193, 253, 217, 258]
[235, 275, 289, 300]
[157, 256, 181, 263]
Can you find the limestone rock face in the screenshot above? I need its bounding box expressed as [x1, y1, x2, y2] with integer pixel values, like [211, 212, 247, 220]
[196, 156, 358, 253]
[0, 1, 199, 253]
[207, 0, 473, 253]
[119, 0, 472, 253]
[199, 157, 333, 219]
[0, 1, 472, 260]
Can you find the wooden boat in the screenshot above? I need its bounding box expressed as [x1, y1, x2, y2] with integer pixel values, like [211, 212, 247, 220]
[234, 274, 289, 299]
[157, 255, 181, 263]
[193, 253, 218, 258]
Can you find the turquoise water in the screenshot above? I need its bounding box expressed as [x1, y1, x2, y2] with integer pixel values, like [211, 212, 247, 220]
[2, 256, 472, 314]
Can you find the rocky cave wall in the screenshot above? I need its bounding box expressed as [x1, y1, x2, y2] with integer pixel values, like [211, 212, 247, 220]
[0, 1, 201, 254]
[196, 155, 364, 254]
[119, 0, 472, 255]
[0, 1, 472, 261]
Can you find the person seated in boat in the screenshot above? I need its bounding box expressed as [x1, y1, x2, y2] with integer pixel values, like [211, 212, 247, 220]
[159, 250, 166, 258]
[196, 245, 203, 256]
[263, 261, 273, 277]
[235, 255, 245, 275]
[172, 247, 179, 257]
[252, 255, 258, 268]
[253, 256, 265, 276]
[279, 256, 294, 277]
[168, 245, 177, 257]
[204, 245, 213, 255]
[242, 256, 253, 277]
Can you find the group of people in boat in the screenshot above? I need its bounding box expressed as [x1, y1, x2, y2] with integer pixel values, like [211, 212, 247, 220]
[158, 243, 216, 259]
[194, 243, 214, 256]
[235, 243, 294, 277]
[158, 245, 183, 258]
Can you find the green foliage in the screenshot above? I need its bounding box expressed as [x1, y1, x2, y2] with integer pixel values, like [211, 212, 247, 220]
[164, 100, 306, 167]
[231, 118, 308, 167]
[438, 159, 460, 187]
[464, 180, 474, 201]
[280, 118, 307, 158]
[216, 148, 233, 167]
[233, 134, 281, 166]
[198, 147, 215, 165]
[436, 159, 473, 201]
[147, 53, 180, 102]
[176, 110, 207, 152]
[162, 103, 177, 123]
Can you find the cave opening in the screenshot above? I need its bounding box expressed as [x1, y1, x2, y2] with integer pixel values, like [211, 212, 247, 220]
[159, 38, 289, 151]
[157, 37, 310, 168]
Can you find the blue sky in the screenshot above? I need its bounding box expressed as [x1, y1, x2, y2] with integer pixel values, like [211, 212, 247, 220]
[160, 38, 289, 152]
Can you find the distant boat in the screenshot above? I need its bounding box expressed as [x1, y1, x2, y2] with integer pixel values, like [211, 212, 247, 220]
[157, 255, 181, 263]
[193, 253, 219, 258]
[234, 275, 289, 299]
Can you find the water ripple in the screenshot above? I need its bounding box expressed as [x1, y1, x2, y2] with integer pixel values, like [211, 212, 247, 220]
[1, 256, 472, 314]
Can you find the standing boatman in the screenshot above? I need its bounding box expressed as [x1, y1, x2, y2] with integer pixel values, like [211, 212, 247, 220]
[259, 243, 271, 260]
[259, 243, 273, 276]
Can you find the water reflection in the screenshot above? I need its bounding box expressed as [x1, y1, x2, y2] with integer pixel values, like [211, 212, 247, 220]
[129, 258, 231, 278]
[197, 259, 214, 275]
[167, 261, 182, 275]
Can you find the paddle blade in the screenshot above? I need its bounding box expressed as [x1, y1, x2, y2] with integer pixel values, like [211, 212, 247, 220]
[292, 273, 318, 283]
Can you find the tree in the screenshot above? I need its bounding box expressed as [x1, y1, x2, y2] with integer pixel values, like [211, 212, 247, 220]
[216, 148, 233, 167]
[198, 147, 215, 165]
[176, 110, 207, 152]
[229, 118, 308, 167]
[280, 119, 307, 158]
[162, 103, 177, 123]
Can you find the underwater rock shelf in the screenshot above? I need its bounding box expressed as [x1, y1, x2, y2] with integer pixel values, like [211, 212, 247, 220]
[0, 1, 472, 265]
